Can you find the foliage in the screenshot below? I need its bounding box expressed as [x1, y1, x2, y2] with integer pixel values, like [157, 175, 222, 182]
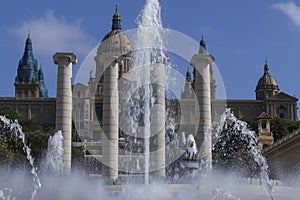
[270, 118, 300, 141]
[247, 118, 300, 142]
[0, 137, 14, 167]
[24, 128, 54, 165]
[0, 106, 23, 123]
[0, 119, 28, 169]
[0, 106, 55, 167]
[0, 106, 85, 169]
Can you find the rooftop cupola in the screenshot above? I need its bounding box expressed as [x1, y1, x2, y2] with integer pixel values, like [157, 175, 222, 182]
[255, 58, 279, 100]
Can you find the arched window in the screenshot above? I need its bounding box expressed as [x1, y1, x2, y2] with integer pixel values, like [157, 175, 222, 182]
[95, 107, 103, 123]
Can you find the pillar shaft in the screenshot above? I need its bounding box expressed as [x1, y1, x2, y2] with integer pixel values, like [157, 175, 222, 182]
[53, 52, 77, 174]
[102, 61, 119, 180]
[190, 54, 213, 168]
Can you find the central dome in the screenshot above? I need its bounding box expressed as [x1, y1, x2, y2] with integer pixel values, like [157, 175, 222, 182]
[98, 6, 131, 54]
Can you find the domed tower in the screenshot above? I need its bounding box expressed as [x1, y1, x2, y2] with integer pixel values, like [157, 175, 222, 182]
[190, 33, 215, 168]
[255, 59, 279, 100]
[95, 4, 132, 85]
[14, 33, 40, 97]
[94, 5, 131, 180]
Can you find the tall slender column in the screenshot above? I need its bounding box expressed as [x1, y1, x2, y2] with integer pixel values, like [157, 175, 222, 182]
[190, 54, 214, 168]
[102, 59, 119, 180]
[53, 52, 77, 174]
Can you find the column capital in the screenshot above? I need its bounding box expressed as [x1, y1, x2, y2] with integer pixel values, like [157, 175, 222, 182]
[53, 52, 77, 65]
[190, 54, 214, 68]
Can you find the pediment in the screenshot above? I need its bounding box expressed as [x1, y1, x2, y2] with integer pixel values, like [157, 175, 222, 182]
[267, 92, 298, 101]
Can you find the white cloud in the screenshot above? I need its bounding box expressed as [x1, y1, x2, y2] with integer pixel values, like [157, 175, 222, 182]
[273, 1, 300, 28]
[9, 10, 96, 58]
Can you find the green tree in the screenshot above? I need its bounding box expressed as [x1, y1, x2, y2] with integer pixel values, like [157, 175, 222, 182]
[0, 106, 23, 123]
[21, 120, 55, 165]
[0, 137, 14, 168]
[270, 118, 300, 141]
[0, 119, 28, 169]
[0, 106, 55, 167]
[0, 106, 84, 169]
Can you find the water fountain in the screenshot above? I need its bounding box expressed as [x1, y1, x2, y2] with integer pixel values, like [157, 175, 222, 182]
[42, 131, 64, 175]
[129, 0, 167, 183]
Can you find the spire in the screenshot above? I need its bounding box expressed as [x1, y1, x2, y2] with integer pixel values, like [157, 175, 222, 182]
[112, 4, 121, 30]
[38, 64, 48, 97]
[264, 57, 270, 74]
[16, 33, 38, 83]
[182, 67, 193, 98]
[199, 33, 207, 54]
[25, 31, 33, 51]
[38, 64, 44, 81]
[186, 67, 192, 82]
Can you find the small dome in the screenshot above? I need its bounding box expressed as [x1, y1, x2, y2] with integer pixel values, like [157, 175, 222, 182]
[256, 62, 278, 90]
[255, 60, 279, 100]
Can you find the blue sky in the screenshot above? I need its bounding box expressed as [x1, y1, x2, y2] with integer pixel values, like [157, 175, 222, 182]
[1, 0, 300, 116]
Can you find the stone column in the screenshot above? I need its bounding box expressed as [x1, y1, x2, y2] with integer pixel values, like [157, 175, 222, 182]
[53, 52, 77, 174]
[190, 54, 214, 168]
[102, 59, 119, 180]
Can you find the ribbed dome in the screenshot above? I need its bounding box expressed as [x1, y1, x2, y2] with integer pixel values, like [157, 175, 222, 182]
[256, 62, 278, 90]
[99, 30, 131, 54]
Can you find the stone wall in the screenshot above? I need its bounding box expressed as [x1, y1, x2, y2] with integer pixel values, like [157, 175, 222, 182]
[0, 97, 56, 127]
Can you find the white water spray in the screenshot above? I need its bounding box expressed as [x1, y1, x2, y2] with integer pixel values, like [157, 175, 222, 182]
[43, 131, 64, 174]
[130, 0, 167, 184]
[211, 109, 275, 200]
